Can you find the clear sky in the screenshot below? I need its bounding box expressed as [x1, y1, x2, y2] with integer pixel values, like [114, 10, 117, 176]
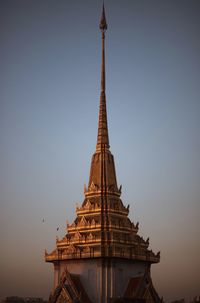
[0, 0, 200, 302]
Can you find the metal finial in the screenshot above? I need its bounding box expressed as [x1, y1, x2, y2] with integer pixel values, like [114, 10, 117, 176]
[99, 4, 107, 31]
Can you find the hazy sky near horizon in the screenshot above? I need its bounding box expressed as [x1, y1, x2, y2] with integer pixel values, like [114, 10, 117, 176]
[0, 0, 200, 301]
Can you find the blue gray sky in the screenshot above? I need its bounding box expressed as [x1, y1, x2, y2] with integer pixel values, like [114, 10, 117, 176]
[0, 0, 200, 301]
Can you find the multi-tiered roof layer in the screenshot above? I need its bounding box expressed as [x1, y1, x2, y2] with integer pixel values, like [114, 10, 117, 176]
[45, 5, 160, 266]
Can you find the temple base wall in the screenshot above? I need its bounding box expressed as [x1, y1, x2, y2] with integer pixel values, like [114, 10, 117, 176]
[53, 258, 148, 303]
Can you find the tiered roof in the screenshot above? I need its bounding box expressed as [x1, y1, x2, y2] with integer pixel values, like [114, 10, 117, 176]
[45, 5, 160, 265]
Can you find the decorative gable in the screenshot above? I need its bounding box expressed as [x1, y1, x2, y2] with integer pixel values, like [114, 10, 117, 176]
[79, 216, 87, 227]
[67, 244, 76, 254]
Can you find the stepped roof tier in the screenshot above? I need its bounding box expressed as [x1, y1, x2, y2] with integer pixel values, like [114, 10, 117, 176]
[45, 5, 160, 266]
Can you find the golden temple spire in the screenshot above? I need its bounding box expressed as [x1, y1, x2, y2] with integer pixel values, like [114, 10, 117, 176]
[96, 4, 109, 151]
[45, 6, 161, 288]
[86, 4, 118, 197]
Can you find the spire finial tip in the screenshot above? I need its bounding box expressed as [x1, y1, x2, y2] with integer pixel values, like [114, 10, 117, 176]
[99, 3, 107, 31]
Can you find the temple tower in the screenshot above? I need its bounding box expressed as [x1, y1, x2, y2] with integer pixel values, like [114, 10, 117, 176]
[45, 5, 161, 303]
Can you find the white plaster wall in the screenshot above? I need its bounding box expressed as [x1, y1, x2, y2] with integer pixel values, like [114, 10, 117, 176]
[55, 259, 148, 303]
[113, 259, 147, 298]
[60, 259, 101, 303]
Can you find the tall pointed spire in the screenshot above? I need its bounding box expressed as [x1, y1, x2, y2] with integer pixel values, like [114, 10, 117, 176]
[96, 4, 109, 151]
[86, 4, 119, 197]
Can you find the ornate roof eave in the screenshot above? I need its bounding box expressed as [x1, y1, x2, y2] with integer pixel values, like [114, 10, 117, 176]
[45, 247, 160, 264]
[45, 254, 160, 264]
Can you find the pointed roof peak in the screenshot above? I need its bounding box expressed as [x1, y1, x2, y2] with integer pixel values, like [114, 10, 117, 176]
[99, 3, 107, 32]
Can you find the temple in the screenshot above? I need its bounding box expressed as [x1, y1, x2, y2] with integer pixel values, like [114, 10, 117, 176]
[45, 5, 161, 303]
